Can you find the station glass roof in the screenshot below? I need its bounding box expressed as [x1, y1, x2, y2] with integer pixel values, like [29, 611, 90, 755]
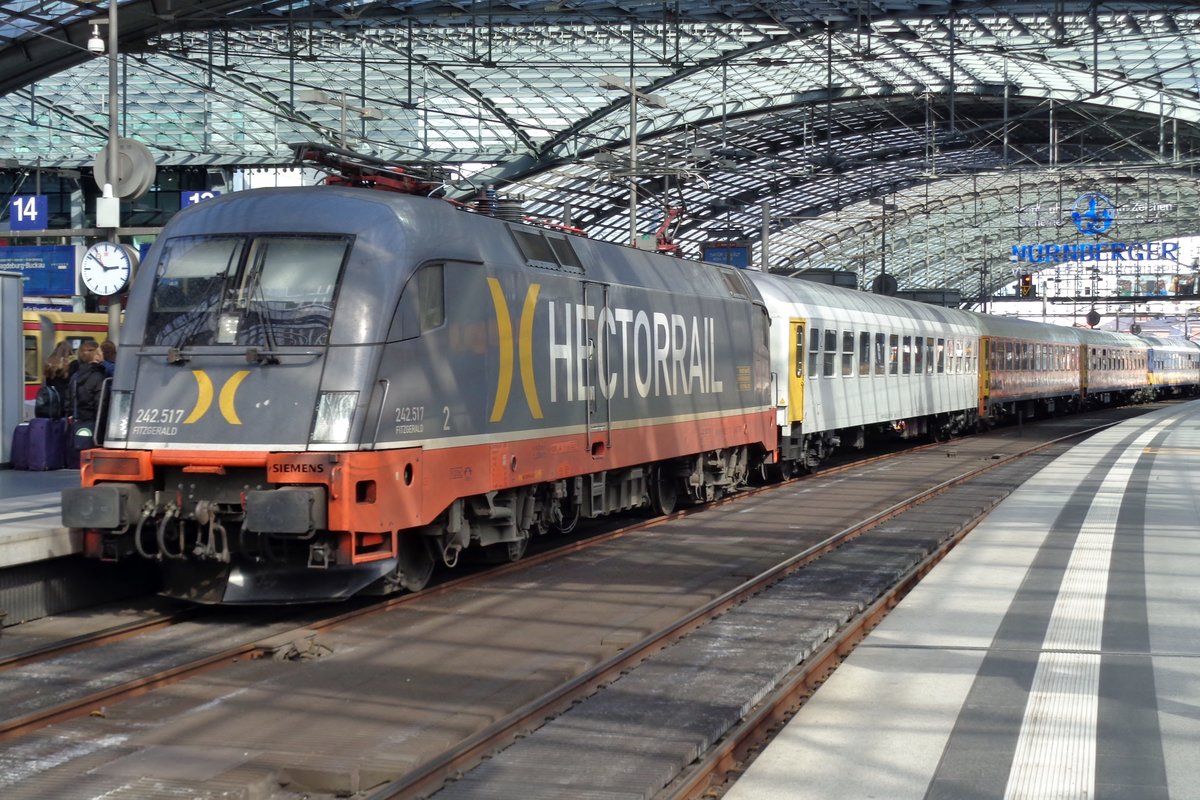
[3, 1, 1200, 300]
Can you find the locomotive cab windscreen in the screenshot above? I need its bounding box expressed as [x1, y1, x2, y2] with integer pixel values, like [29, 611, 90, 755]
[143, 234, 348, 349]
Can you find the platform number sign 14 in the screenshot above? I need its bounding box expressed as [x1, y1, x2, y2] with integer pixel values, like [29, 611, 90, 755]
[9, 195, 48, 231]
[183, 190, 221, 207]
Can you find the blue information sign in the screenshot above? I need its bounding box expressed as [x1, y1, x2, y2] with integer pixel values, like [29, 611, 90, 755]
[0, 245, 77, 295]
[8, 195, 48, 231]
[182, 190, 222, 207]
[702, 241, 752, 269]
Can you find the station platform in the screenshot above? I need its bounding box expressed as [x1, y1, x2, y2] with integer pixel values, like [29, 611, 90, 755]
[0, 467, 80, 569]
[725, 400, 1200, 800]
[0, 468, 146, 625]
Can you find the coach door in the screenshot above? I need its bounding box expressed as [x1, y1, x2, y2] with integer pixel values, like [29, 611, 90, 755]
[788, 319, 805, 423]
[582, 281, 612, 455]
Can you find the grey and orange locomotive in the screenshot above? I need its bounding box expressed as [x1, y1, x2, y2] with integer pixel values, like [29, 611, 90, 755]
[62, 153, 776, 603]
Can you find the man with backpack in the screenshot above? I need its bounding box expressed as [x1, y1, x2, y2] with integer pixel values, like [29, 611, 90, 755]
[68, 341, 109, 457]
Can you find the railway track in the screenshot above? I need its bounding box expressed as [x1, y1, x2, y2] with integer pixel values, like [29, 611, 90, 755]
[368, 415, 1134, 799]
[0, 405, 1164, 799]
[0, 418, 962, 742]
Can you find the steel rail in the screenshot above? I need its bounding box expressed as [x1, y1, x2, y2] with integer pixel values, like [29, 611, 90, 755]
[0, 639, 264, 742]
[364, 419, 1122, 800]
[0, 608, 199, 673]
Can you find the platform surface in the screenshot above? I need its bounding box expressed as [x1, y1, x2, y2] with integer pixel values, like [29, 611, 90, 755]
[725, 400, 1200, 800]
[0, 468, 81, 568]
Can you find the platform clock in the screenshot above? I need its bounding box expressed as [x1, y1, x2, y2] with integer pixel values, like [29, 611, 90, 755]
[80, 241, 136, 296]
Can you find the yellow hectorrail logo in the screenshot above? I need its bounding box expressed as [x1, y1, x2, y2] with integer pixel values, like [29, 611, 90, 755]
[487, 277, 543, 422]
[183, 370, 250, 425]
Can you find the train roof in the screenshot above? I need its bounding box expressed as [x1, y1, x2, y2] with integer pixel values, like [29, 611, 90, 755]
[1138, 335, 1200, 352]
[745, 271, 981, 331]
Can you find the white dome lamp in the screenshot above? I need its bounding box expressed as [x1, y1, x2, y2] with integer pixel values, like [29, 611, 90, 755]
[87, 25, 105, 54]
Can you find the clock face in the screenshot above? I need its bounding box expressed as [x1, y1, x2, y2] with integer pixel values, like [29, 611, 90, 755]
[81, 241, 135, 296]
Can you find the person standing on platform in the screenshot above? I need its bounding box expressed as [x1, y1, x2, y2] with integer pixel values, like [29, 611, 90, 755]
[40, 341, 75, 417]
[100, 339, 117, 378]
[68, 341, 108, 455]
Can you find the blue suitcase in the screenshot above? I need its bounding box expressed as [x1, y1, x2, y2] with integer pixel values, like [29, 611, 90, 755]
[9, 422, 30, 470]
[26, 417, 66, 471]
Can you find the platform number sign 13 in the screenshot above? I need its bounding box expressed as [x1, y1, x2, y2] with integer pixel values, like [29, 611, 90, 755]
[9, 195, 48, 231]
[183, 190, 221, 207]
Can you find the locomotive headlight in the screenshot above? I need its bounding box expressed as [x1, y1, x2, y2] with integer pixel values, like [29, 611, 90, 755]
[310, 391, 358, 444]
[105, 390, 134, 442]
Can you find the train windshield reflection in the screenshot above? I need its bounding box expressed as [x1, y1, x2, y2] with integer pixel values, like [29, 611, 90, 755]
[144, 234, 349, 348]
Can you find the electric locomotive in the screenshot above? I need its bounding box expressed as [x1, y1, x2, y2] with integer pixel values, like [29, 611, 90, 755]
[62, 165, 776, 603]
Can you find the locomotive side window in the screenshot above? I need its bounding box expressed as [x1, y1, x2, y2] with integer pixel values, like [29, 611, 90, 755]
[546, 235, 582, 270]
[719, 269, 749, 299]
[512, 227, 586, 274]
[417, 264, 445, 331]
[513, 228, 556, 265]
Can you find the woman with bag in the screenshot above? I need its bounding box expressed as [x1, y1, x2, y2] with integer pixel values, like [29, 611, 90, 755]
[36, 341, 74, 419]
[68, 341, 108, 458]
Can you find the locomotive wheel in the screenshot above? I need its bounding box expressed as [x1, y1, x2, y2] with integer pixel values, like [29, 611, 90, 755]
[649, 466, 678, 516]
[396, 533, 435, 592]
[481, 534, 529, 564]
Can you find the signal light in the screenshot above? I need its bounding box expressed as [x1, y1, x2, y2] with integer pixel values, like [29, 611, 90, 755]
[1019, 273, 1033, 297]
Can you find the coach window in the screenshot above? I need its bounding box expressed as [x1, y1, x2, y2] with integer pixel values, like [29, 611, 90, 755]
[842, 331, 855, 377]
[912, 336, 923, 374]
[902, 336, 913, 374]
[925, 338, 935, 374]
[808, 327, 821, 377]
[824, 329, 838, 377]
[793, 324, 803, 378]
[888, 334, 899, 375]
[859, 332, 871, 376]
[936, 338, 946, 373]
[24, 334, 38, 384]
[875, 333, 886, 375]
